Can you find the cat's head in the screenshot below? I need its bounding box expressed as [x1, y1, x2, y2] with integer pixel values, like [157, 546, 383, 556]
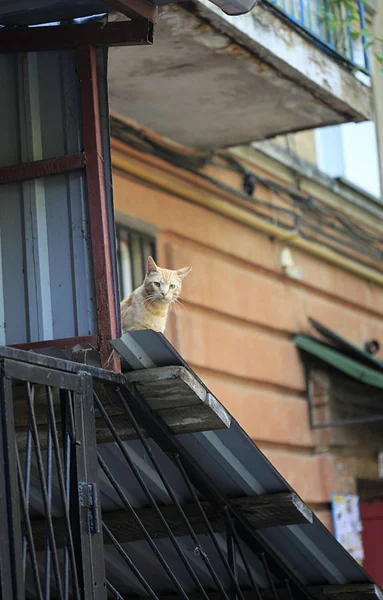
[144, 256, 191, 304]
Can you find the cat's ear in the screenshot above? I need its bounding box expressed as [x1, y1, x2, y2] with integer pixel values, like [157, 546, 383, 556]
[177, 266, 192, 280]
[147, 256, 158, 274]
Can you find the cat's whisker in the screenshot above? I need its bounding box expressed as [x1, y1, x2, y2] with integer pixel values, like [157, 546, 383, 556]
[176, 298, 186, 308]
[171, 298, 186, 312]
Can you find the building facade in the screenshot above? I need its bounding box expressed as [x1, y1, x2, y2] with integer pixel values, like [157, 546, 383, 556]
[110, 0, 383, 579]
[1, 0, 383, 595]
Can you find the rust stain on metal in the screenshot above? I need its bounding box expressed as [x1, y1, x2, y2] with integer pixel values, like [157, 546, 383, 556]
[78, 45, 119, 371]
[0, 153, 85, 185]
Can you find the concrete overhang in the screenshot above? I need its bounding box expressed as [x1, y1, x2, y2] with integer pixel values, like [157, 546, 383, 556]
[108, 1, 373, 150]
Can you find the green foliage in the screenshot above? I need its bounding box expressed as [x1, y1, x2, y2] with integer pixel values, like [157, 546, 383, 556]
[319, 0, 382, 71]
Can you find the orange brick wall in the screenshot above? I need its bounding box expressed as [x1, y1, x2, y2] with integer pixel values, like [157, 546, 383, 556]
[112, 142, 383, 532]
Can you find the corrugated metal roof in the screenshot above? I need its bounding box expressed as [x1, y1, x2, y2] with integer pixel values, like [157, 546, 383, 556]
[108, 331, 376, 591]
[0, 49, 98, 345]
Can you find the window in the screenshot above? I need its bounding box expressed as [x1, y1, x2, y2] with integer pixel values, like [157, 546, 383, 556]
[116, 224, 157, 300]
[315, 121, 381, 200]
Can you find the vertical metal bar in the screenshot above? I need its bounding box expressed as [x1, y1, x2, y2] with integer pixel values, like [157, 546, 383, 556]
[307, 0, 313, 33]
[16, 449, 44, 600]
[314, 0, 322, 37]
[127, 229, 135, 290]
[358, 0, 370, 71]
[96, 46, 121, 337]
[80, 373, 107, 597]
[226, 510, 238, 600]
[25, 382, 64, 599]
[259, 553, 280, 600]
[305, 364, 315, 430]
[139, 233, 146, 281]
[322, 0, 332, 45]
[298, 0, 305, 25]
[22, 382, 33, 575]
[46, 387, 80, 600]
[77, 45, 118, 369]
[116, 226, 124, 301]
[0, 360, 25, 599]
[45, 396, 53, 600]
[0, 229, 6, 344]
[340, 2, 347, 56]
[346, 6, 355, 63]
[70, 373, 107, 600]
[60, 390, 71, 600]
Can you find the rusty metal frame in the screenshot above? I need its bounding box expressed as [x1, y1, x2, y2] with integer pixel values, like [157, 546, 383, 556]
[0, 20, 153, 53]
[0, 153, 85, 185]
[78, 45, 119, 369]
[12, 336, 98, 352]
[0, 20, 154, 368]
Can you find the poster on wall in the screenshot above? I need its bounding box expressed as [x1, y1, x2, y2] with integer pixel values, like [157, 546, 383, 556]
[331, 493, 364, 564]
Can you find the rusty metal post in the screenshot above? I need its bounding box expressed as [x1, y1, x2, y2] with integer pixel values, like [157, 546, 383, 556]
[78, 45, 120, 370]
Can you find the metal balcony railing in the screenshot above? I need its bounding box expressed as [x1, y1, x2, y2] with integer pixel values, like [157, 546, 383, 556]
[0, 346, 313, 600]
[267, 0, 370, 73]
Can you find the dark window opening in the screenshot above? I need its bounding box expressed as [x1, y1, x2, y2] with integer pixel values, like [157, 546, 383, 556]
[116, 224, 157, 300]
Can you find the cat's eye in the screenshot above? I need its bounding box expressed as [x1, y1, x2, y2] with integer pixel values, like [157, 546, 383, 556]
[154, 282, 161, 287]
[169, 284, 175, 289]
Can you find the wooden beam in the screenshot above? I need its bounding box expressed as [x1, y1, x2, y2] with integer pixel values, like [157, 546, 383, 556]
[309, 584, 383, 600]
[0, 153, 85, 185]
[0, 20, 153, 53]
[31, 492, 312, 551]
[13, 366, 230, 447]
[106, 0, 158, 22]
[126, 365, 231, 429]
[11, 335, 98, 352]
[15, 403, 229, 451]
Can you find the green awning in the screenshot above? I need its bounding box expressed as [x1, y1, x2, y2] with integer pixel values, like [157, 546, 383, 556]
[294, 335, 383, 390]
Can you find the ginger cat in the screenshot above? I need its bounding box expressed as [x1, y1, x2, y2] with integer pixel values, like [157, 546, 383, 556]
[120, 256, 191, 334]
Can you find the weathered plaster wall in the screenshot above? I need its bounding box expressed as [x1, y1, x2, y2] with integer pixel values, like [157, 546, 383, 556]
[112, 137, 383, 533]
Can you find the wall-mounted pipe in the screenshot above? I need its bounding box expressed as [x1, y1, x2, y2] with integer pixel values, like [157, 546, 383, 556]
[112, 150, 383, 288]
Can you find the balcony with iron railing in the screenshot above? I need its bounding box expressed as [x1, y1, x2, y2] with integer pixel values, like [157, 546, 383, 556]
[107, 0, 374, 150]
[267, 0, 370, 74]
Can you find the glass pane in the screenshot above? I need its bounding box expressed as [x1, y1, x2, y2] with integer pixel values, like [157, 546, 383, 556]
[120, 238, 133, 298]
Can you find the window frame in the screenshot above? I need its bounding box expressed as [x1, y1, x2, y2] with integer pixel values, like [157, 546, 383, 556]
[115, 223, 157, 300]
